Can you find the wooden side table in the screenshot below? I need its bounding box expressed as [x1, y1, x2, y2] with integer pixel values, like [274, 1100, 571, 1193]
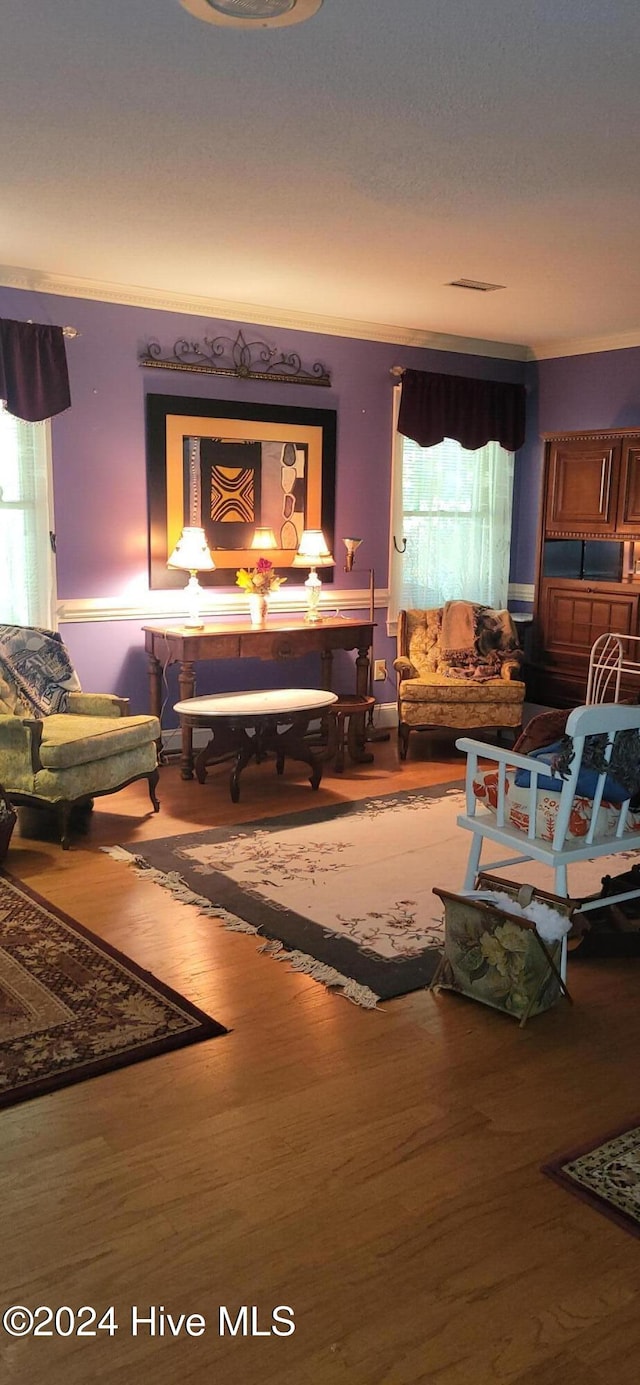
[143, 617, 374, 780]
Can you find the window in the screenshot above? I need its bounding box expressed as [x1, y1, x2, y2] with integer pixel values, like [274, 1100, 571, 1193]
[0, 403, 56, 627]
[388, 389, 514, 628]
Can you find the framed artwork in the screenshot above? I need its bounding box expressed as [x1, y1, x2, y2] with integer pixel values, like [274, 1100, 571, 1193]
[146, 393, 337, 589]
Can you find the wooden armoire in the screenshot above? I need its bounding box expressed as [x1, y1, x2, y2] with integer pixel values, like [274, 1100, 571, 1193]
[530, 427, 640, 705]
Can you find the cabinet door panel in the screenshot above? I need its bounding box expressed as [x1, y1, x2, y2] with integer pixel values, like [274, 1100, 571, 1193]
[545, 441, 620, 534]
[617, 441, 640, 531]
[540, 584, 639, 658]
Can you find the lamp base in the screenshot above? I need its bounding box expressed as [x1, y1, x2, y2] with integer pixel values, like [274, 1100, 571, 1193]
[304, 567, 323, 623]
[185, 572, 204, 629]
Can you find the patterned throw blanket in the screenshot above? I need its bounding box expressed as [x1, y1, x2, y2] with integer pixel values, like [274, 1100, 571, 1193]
[440, 601, 521, 681]
[0, 625, 81, 717]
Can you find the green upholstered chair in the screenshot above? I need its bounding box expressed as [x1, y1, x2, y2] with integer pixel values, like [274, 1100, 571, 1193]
[0, 625, 160, 849]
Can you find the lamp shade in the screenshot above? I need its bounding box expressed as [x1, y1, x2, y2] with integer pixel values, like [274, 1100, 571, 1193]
[292, 529, 334, 567]
[250, 527, 278, 550]
[167, 526, 215, 573]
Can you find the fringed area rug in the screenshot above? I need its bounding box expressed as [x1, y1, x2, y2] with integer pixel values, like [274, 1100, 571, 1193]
[0, 874, 227, 1110]
[543, 1121, 640, 1238]
[107, 783, 630, 1009]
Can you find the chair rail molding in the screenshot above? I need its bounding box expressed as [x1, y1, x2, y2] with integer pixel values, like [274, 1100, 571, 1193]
[57, 586, 389, 625]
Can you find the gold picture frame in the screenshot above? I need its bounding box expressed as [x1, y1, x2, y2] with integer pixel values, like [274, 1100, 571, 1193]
[146, 393, 336, 588]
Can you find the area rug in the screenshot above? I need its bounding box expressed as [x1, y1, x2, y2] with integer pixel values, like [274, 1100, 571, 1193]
[0, 874, 227, 1110]
[543, 1121, 640, 1238]
[107, 783, 639, 1009]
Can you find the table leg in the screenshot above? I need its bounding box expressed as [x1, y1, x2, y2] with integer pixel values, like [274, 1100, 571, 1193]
[268, 713, 323, 790]
[320, 649, 334, 690]
[194, 723, 239, 784]
[347, 712, 375, 764]
[349, 645, 380, 755]
[178, 660, 196, 779]
[147, 653, 163, 719]
[355, 644, 370, 697]
[230, 729, 258, 803]
[358, 640, 390, 746]
[147, 653, 164, 756]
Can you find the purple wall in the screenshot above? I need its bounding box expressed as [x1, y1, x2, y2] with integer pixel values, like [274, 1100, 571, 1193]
[1, 283, 527, 713]
[512, 346, 640, 592]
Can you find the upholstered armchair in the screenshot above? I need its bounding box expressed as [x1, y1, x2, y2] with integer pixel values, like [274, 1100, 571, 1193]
[0, 625, 160, 848]
[394, 605, 526, 760]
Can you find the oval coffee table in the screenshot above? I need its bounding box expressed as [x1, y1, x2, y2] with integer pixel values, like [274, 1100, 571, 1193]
[174, 688, 338, 802]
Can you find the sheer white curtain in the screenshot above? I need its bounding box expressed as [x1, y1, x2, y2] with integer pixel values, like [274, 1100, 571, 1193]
[0, 403, 56, 627]
[388, 385, 514, 629]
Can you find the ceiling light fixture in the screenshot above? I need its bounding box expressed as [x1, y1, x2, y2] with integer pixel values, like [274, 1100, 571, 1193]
[179, 0, 322, 28]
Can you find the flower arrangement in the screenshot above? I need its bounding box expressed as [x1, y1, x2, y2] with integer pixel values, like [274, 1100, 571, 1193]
[235, 557, 286, 595]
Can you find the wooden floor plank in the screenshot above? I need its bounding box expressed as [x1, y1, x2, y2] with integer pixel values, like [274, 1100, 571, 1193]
[2, 737, 640, 1384]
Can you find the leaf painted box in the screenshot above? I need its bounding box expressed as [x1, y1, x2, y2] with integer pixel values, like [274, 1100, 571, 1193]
[431, 873, 578, 1025]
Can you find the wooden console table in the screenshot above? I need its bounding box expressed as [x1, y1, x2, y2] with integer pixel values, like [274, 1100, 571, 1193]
[143, 617, 374, 779]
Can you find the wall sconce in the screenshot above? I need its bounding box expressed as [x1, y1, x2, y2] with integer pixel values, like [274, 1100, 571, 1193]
[167, 526, 215, 628]
[342, 535, 374, 623]
[293, 529, 334, 622]
[343, 536, 363, 573]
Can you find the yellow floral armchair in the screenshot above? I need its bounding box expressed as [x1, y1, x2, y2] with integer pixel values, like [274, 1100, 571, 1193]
[0, 625, 160, 848]
[394, 605, 526, 760]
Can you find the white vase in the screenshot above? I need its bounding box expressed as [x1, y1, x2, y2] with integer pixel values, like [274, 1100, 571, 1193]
[248, 592, 269, 627]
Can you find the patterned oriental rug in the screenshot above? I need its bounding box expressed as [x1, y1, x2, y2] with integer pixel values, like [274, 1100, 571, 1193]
[543, 1122, 640, 1238]
[0, 875, 227, 1110]
[107, 784, 634, 1009]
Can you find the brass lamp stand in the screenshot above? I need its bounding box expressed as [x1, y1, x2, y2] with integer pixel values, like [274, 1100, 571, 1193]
[343, 539, 390, 744]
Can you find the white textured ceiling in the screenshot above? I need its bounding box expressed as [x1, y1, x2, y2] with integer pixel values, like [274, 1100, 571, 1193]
[1, 0, 640, 356]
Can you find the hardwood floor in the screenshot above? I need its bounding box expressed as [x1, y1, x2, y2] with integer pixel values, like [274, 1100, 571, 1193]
[2, 733, 639, 1385]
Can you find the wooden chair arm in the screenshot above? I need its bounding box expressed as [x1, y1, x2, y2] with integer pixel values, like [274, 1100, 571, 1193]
[500, 659, 523, 681]
[393, 656, 417, 678]
[21, 719, 45, 772]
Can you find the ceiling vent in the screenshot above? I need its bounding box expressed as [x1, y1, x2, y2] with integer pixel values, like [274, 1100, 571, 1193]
[179, 0, 323, 27]
[447, 278, 506, 292]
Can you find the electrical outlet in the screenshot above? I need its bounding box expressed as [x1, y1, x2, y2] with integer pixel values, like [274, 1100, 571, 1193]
[373, 659, 387, 682]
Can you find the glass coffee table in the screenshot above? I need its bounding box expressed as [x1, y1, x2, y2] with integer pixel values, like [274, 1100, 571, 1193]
[173, 688, 338, 802]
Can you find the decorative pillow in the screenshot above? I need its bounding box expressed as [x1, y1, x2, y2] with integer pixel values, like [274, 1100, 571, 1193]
[514, 741, 629, 805]
[472, 768, 637, 843]
[513, 709, 569, 756]
[0, 625, 81, 718]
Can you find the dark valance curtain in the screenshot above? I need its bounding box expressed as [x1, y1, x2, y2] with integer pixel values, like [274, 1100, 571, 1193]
[398, 367, 526, 453]
[0, 318, 71, 422]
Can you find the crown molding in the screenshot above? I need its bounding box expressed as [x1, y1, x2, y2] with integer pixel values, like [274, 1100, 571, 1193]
[528, 328, 640, 361]
[0, 264, 529, 361]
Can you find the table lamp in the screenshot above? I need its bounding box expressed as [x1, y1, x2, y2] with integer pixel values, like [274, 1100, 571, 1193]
[167, 526, 215, 628]
[250, 527, 278, 551]
[293, 529, 334, 622]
